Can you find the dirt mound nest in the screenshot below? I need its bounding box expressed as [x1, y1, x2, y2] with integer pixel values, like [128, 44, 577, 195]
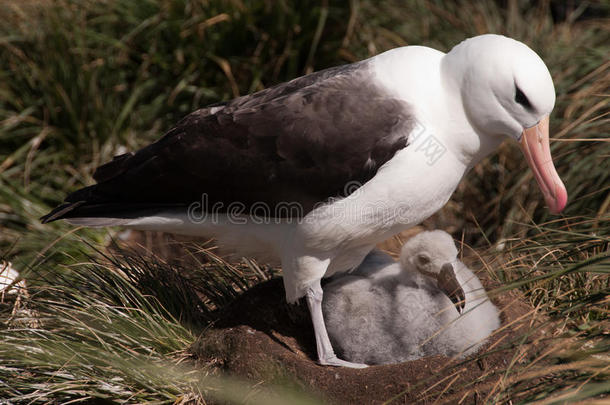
[189, 275, 548, 404]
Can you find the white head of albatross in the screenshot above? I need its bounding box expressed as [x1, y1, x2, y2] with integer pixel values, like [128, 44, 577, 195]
[441, 34, 567, 213]
[322, 231, 501, 365]
[41, 34, 567, 368]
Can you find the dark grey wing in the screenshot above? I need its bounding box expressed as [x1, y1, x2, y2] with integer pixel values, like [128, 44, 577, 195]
[42, 61, 414, 223]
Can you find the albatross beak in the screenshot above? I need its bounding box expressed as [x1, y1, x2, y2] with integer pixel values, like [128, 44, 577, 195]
[437, 263, 465, 314]
[519, 116, 568, 214]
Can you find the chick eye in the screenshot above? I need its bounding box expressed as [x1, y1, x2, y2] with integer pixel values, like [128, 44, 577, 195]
[417, 254, 430, 266]
[515, 84, 532, 110]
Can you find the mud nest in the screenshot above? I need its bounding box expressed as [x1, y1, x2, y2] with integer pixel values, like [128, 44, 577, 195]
[189, 274, 548, 404]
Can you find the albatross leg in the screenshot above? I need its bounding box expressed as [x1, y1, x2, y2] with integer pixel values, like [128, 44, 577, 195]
[305, 280, 368, 368]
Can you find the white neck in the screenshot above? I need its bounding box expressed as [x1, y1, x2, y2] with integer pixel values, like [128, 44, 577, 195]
[372, 45, 503, 172]
[440, 50, 505, 168]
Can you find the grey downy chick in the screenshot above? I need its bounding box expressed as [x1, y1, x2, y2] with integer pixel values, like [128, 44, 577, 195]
[322, 230, 501, 365]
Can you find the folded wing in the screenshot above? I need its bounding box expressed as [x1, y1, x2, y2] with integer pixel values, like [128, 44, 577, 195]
[42, 61, 414, 223]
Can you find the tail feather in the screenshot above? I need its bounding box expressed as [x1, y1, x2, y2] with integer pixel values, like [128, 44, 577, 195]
[41, 200, 186, 225]
[65, 217, 135, 227]
[40, 201, 85, 223]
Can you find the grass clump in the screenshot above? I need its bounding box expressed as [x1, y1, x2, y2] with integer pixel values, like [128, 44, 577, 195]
[1, 250, 318, 404]
[477, 218, 609, 403]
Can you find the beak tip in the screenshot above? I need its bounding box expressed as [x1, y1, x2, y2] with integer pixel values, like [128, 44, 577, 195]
[547, 185, 568, 214]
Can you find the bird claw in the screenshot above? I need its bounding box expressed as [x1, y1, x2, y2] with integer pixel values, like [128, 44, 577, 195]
[319, 355, 368, 368]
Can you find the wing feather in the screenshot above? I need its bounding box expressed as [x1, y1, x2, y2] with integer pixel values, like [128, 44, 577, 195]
[42, 61, 414, 222]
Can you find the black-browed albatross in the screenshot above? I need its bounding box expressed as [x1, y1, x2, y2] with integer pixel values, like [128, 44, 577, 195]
[42, 34, 568, 368]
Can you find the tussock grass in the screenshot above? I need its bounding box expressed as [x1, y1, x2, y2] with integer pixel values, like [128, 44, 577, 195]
[477, 218, 609, 403]
[0, 0, 608, 403]
[1, 249, 317, 404]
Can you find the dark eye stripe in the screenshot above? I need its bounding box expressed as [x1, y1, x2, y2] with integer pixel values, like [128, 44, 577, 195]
[515, 84, 533, 110]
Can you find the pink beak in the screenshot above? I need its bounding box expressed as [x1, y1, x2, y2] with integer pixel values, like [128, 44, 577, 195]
[519, 116, 568, 214]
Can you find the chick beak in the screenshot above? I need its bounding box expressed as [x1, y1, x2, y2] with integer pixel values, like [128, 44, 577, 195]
[437, 263, 465, 314]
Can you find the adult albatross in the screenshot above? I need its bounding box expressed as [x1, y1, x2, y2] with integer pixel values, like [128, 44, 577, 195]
[42, 34, 567, 368]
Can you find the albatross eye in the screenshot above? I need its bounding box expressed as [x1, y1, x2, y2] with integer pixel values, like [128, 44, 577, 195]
[515, 85, 532, 110]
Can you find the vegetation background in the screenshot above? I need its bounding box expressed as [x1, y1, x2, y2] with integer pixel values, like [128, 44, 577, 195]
[0, 0, 608, 403]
